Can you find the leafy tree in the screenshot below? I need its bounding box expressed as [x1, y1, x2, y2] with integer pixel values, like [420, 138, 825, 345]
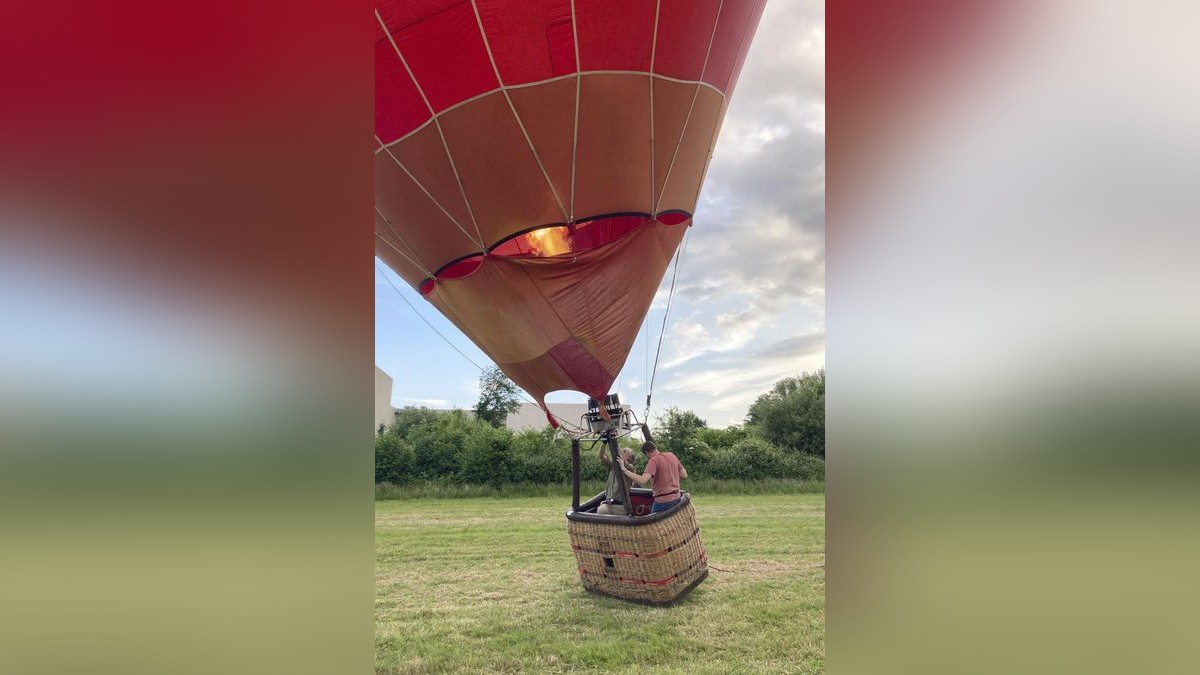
[697, 424, 749, 450]
[653, 407, 708, 456]
[473, 366, 523, 428]
[747, 369, 825, 457]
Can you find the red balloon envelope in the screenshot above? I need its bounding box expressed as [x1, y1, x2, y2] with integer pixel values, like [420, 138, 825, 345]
[375, 0, 767, 422]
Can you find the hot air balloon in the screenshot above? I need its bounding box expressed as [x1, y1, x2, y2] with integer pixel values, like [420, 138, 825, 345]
[376, 0, 766, 605]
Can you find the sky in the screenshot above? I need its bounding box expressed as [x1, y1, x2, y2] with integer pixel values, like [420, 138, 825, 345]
[375, 0, 824, 429]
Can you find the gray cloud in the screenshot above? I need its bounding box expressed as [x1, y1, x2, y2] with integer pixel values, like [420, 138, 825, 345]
[753, 332, 826, 361]
[636, 0, 825, 426]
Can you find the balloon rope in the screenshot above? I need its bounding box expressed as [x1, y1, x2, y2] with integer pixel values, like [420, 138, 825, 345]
[645, 227, 691, 422]
[375, 261, 584, 433]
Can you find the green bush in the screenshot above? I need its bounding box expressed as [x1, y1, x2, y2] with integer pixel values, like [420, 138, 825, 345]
[374, 432, 414, 484]
[700, 437, 826, 481]
[378, 387, 826, 487]
[785, 451, 826, 481]
[509, 428, 572, 484]
[457, 425, 515, 488]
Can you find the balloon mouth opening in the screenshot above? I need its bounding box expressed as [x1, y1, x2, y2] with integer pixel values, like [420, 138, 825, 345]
[490, 211, 691, 259]
[419, 211, 690, 296]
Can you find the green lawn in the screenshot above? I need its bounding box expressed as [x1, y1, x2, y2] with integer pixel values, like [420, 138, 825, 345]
[376, 493, 824, 674]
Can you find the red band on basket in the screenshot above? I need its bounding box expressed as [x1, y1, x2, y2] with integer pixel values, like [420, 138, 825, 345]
[621, 575, 677, 586]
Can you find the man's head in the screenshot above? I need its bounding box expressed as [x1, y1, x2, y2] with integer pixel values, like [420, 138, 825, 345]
[619, 446, 635, 464]
[641, 441, 659, 456]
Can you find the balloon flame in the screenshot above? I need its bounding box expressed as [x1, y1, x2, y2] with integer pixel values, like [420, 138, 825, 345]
[523, 226, 571, 256]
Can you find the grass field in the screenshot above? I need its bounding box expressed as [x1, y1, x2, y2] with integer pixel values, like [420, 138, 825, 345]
[376, 492, 824, 674]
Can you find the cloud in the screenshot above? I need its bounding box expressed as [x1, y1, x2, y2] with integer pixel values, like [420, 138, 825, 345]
[753, 332, 826, 361]
[659, 331, 825, 421]
[630, 0, 824, 427]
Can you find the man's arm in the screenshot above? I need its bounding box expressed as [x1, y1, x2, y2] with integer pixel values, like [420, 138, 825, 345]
[623, 455, 653, 487]
[598, 443, 610, 466]
[679, 462, 688, 481]
[622, 466, 652, 487]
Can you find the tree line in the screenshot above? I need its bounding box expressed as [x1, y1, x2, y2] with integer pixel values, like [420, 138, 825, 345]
[375, 368, 824, 486]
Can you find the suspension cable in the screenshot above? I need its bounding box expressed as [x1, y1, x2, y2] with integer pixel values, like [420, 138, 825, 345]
[644, 226, 692, 422]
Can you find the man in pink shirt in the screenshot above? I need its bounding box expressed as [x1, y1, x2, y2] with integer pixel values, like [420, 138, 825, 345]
[622, 441, 688, 514]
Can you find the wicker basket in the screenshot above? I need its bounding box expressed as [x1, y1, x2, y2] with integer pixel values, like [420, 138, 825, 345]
[566, 489, 708, 605]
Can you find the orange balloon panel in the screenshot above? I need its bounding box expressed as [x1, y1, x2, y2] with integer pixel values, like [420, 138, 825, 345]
[375, 0, 767, 414]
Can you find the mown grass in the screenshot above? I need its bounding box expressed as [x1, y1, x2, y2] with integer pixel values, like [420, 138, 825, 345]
[376, 492, 824, 674]
[376, 478, 824, 500]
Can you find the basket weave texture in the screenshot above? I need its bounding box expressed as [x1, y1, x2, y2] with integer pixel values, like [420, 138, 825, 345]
[567, 498, 707, 605]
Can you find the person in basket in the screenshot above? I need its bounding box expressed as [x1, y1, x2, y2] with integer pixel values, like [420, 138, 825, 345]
[622, 441, 688, 514]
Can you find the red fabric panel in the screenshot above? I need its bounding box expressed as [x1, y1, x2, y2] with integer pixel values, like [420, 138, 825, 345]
[655, 211, 690, 226]
[437, 93, 566, 246]
[376, 0, 459, 38]
[701, 0, 764, 92]
[422, 223, 684, 402]
[375, 214, 428, 287]
[656, 86, 723, 214]
[389, 2, 498, 112]
[547, 18, 577, 77]
[431, 260, 571, 364]
[721, 0, 768, 94]
[651, 77, 695, 205]
[507, 77, 577, 211]
[388, 123, 474, 231]
[438, 255, 484, 279]
[572, 215, 647, 250]
[547, 338, 613, 402]
[375, 39, 429, 143]
[574, 75, 652, 219]
[376, 152, 480, 275]
[475, 0, 575, 85]
[574, 0, 655, 72]
[653, 0, 721, 81]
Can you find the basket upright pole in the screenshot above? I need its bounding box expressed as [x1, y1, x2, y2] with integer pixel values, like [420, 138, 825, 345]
[607, 432, 633, 515]
[571, 438, 581, 511]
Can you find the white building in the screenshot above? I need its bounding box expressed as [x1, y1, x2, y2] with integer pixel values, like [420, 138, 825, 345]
[375, 366, 395, 430]
[505, 402, 589, 431]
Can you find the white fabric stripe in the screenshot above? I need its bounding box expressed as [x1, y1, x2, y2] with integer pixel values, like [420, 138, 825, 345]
[569, 0, 581, 223]
[376, 9, 486, 252]
[649, 0, 662, 214]
[655, 0, 725, 215]
[469, 0, 570, 223]
[376, 135, 483, 249]
[374, 71, 727, 154]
